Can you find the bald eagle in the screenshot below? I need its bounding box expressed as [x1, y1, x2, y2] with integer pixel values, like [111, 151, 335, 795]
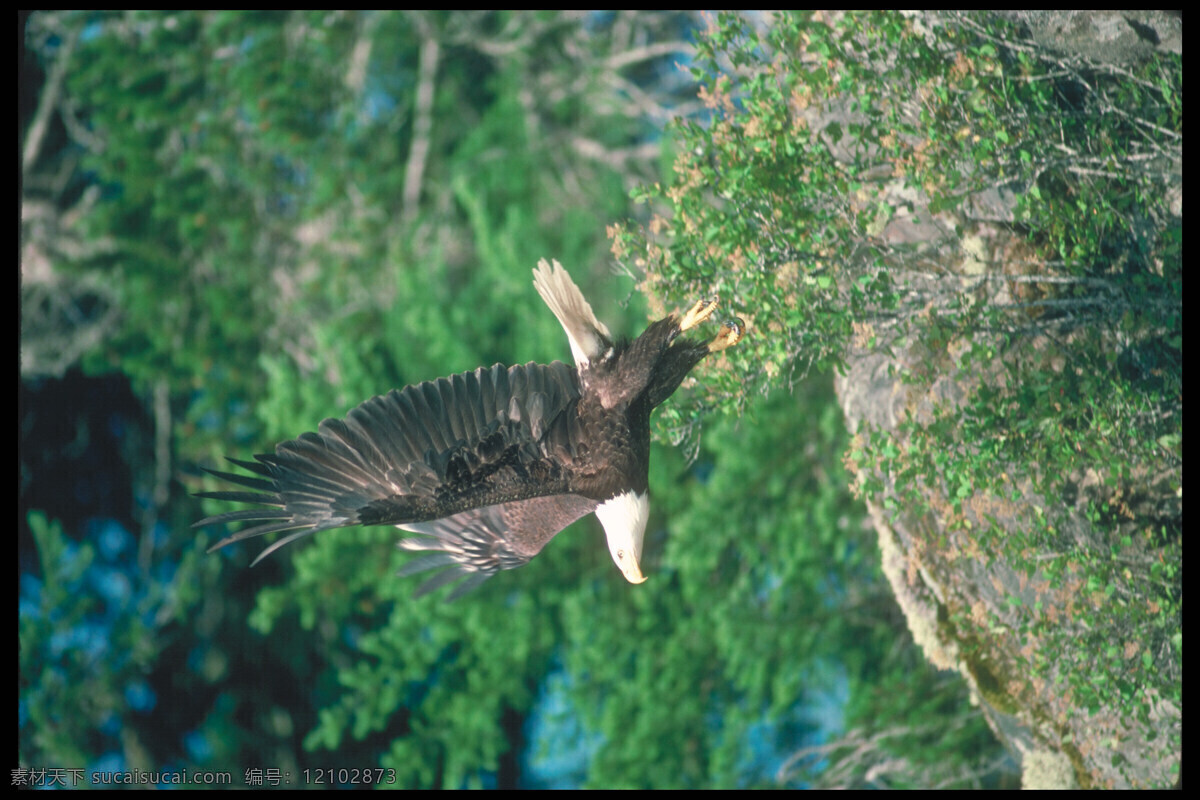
[195, 260, 743, 599]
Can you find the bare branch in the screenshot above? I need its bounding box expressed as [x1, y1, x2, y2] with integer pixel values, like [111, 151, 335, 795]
[604, 40, 695, 71]
[22, 18, 79, 174]
[402, 15, 440, 225]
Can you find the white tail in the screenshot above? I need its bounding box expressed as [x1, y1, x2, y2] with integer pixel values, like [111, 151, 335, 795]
[532, 259, 612, 367]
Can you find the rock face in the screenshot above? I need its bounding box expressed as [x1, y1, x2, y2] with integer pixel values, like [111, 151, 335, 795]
[837, 344, 1179, 789]
[833, 13, 1181, 788]
[994, 11, 1182, 61]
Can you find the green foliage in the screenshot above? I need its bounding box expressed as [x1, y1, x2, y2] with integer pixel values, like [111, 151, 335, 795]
[614, 10, 1180, 425]
[21, 512, 117, 768]
[23, 9, 696, 787]
[19, 512, 216, 778]
[611, 10, 1179, 787]
[48, 10, 648, 457]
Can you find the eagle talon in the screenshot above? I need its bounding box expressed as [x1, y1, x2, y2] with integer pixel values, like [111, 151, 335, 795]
[707, 317, 744, 352]
[679, 297, 720, 332]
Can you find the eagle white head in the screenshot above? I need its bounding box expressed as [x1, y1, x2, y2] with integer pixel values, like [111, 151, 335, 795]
[595, 490, 650, 584]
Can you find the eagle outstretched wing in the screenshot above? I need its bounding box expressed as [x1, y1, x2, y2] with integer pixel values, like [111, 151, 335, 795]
[195, 361, 591, 594]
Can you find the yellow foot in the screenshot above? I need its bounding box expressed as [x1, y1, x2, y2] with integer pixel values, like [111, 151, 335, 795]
[707, 318, 745, 353]
[679, 297, 719, 332]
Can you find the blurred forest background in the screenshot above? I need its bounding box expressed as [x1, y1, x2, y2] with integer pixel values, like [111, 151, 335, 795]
[20, 11, 1179, 789]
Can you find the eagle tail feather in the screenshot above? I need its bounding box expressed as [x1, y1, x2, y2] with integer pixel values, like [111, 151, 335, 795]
[532, 259, 612, 366]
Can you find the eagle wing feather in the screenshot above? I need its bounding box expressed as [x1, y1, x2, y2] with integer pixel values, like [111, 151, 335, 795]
[196, 361, 588, 586]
